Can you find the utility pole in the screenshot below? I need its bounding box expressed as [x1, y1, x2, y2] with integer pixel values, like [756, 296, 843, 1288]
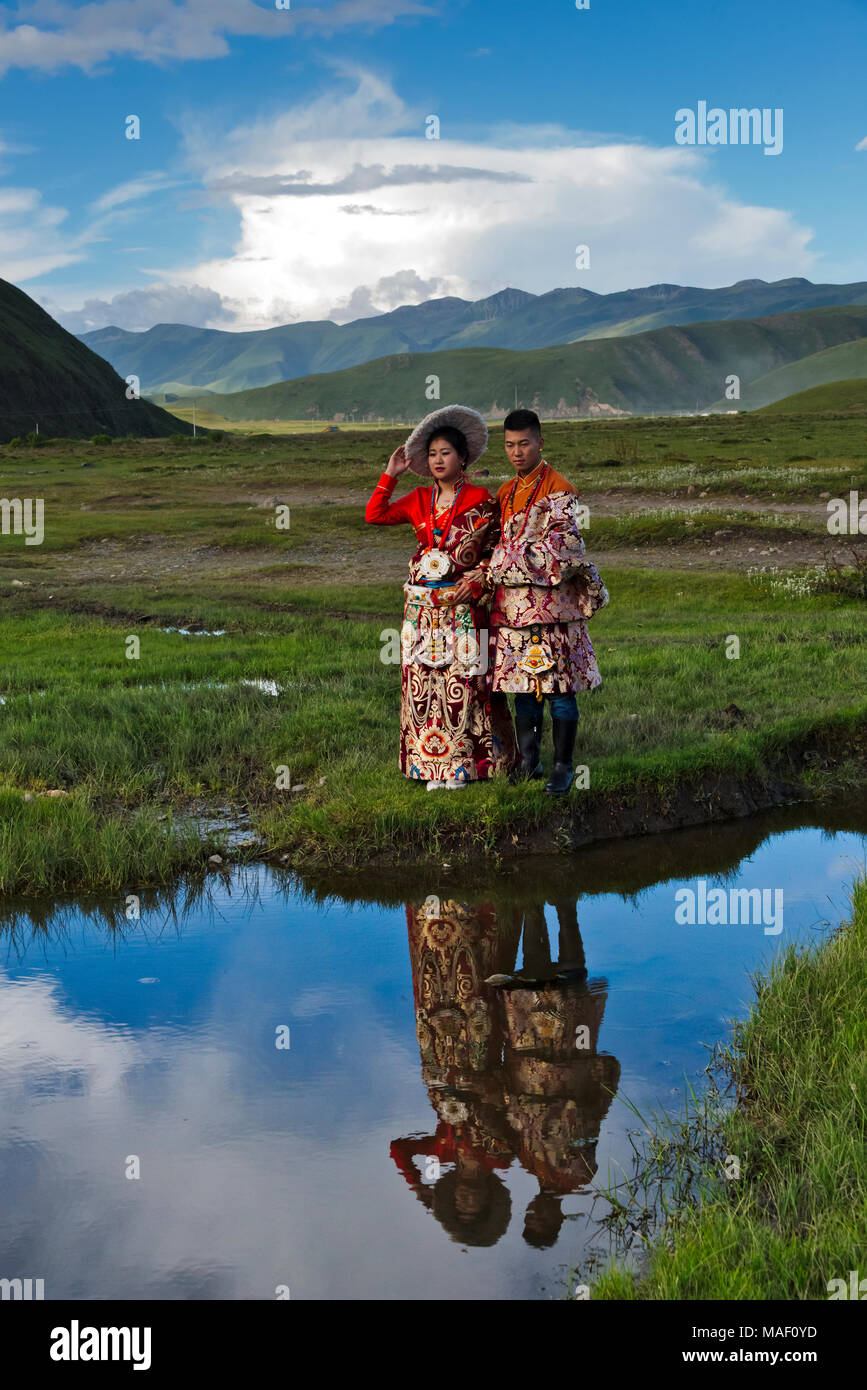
[192, 403, 197, 437]
[514, 386, 518, 409]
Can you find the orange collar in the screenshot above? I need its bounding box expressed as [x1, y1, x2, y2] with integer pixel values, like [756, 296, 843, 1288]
[512, 459, 546, 489]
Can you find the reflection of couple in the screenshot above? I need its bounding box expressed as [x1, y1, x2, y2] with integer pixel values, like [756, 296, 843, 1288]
[390, 894, 620, 1249]
[365, 406, 608, 794]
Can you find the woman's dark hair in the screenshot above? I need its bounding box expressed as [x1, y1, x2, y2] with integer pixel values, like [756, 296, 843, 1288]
[426, 425, 469, 468]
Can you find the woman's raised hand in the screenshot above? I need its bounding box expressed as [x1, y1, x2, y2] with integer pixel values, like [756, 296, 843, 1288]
[386, 445, 412, 478]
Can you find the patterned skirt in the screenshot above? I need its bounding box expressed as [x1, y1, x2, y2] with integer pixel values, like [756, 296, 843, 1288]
[491, 620, 602, 695]
[400, 587, 516, 781]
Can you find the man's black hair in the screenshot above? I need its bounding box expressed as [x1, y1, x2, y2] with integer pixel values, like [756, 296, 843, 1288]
[503, 408, 542, 438]
[426, 424, 470, 466]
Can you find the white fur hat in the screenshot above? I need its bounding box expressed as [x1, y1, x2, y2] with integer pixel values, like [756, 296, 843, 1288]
[404, 404, 489, 477]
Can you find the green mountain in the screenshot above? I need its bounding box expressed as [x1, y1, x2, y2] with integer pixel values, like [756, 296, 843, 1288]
[168, 306, 867, 422]
[0, 278, 193, 443]
[758, 377, 867, 414]
[710, 337, 867, 411]
[79, 277, 867, 396]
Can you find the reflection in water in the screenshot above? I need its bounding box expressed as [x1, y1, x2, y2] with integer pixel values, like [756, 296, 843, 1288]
[392, 894, 620, 1248]
[0, 801, 864, 1299]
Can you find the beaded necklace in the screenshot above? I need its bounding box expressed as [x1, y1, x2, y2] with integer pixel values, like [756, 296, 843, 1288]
[504, 461, 548, 541]
[426, 476, 465, 552]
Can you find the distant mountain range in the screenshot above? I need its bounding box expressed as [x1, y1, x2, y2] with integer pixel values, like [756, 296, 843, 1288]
[154, 306, 867, 422]
[0, 278, 192, 443]
[79, 277, 867, 397]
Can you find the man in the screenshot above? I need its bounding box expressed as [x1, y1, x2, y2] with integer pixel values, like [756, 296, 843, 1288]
[480, 409, 608, 795]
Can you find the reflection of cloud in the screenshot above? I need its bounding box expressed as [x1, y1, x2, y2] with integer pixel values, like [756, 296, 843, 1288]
[826, 853, 866, 883]
[0, 975, 137, 1099]
[0, 948, 426, 1299]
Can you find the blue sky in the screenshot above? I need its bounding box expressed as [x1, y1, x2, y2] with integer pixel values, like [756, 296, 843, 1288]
[1, 0, 866, 332]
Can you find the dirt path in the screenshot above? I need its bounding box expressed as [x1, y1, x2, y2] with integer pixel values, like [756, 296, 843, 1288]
[13, 532, 854, 590]
[5, 488, 857, 592]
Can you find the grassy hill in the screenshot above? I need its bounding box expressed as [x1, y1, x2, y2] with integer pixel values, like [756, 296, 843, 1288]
[710, 338, 867, 411]
[758, 377, 867, 414]
[163, 305, 867, 422]
[0, 278, 193, 443]
[80, 277, 867, 396]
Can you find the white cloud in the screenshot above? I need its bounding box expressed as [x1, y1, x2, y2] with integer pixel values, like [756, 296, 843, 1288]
[16, 70, 818, 334]
[0, 0, 437, 76]
[44, 281, 237, 333]
[0, 185, 85, 279]
[0, 152, 183, 284]
[326, 268, 450, 322]
[135, 70, 815, 331]
[856, 136, 867, 151]
[90, 171, 183, 214]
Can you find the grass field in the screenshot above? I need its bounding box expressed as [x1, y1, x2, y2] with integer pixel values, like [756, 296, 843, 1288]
[589, 873, 867, 1301]
[1, 412, 865, 895]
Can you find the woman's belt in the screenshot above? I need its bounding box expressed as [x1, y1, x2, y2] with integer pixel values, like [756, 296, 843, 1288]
[404, 582, 459, 608]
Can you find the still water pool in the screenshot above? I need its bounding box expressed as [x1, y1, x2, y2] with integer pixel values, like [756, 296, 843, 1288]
[1, 804, 864, 1300]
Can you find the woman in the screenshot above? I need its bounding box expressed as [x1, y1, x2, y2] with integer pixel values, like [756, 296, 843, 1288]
[365, 404, 516, 787]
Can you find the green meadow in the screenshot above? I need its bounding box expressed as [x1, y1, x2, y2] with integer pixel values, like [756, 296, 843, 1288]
[0, 412, 865, 895]
[589, 873, 867, 1301]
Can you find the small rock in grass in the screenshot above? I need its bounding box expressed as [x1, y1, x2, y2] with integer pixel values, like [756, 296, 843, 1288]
[208, 853, 223, 867]
[44, 788, 70, 797]
[317, 776, 327, 785]
[290, 783, 307, 794]
[11, 579, 26, 587]
[23, 792, 34, 802]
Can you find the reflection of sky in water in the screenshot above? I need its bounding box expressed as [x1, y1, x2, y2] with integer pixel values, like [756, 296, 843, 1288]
[0, 820, 864, 1301]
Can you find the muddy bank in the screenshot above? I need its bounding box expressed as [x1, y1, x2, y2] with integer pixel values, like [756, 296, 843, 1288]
[277, 720, 867, 870]
[565, 731, 863, 851]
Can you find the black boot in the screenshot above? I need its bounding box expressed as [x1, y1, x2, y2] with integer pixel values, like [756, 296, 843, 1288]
[510, 714, 544, 782]
[545, 718, 578, 795]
